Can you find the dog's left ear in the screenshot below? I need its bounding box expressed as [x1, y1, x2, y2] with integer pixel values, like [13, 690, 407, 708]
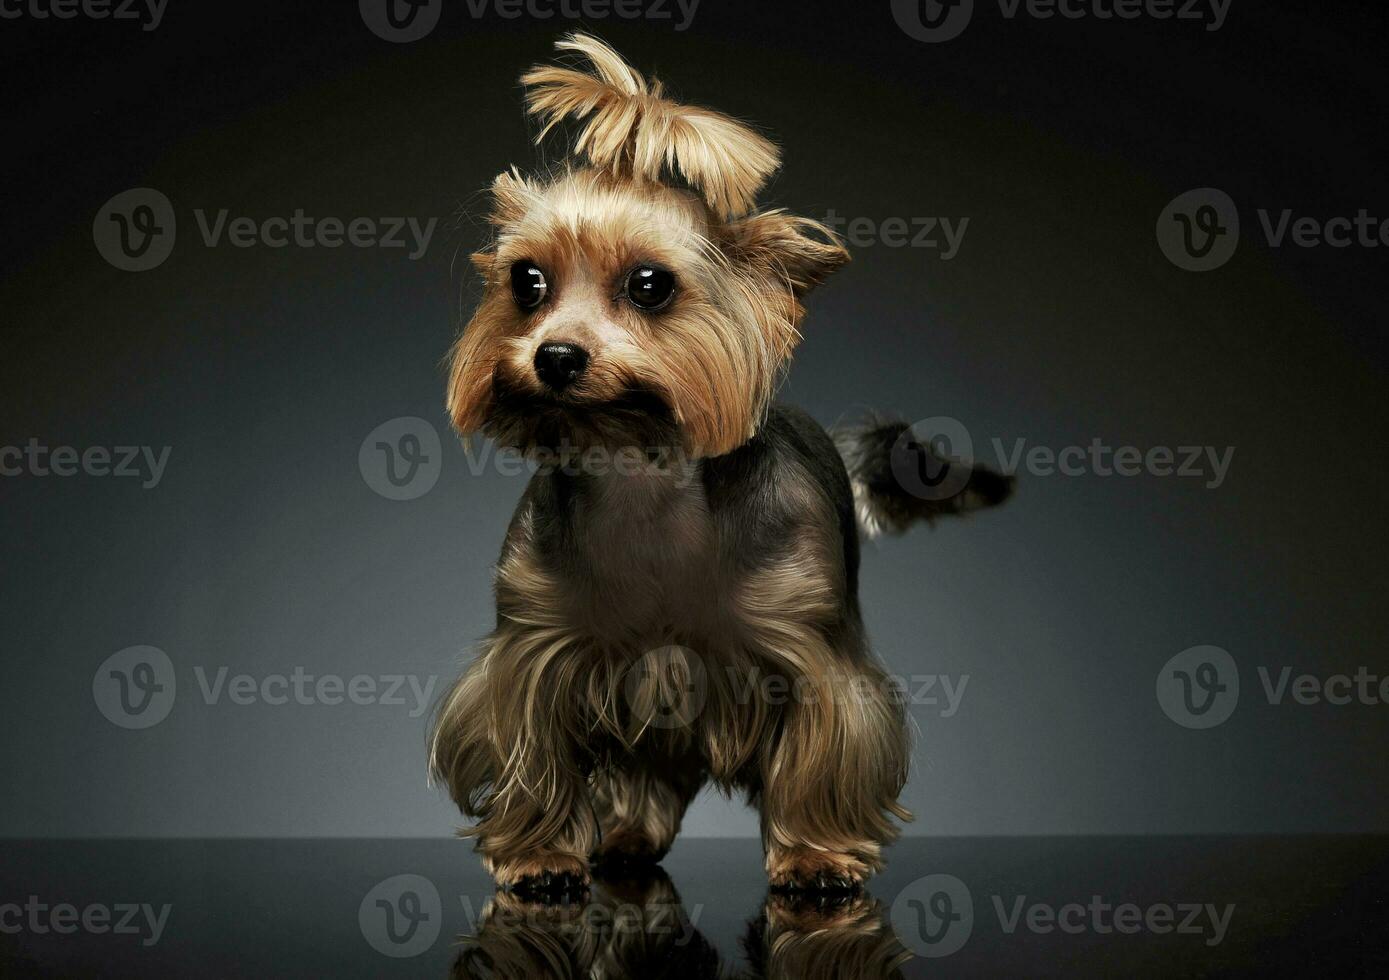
[724, 210, 850, 300]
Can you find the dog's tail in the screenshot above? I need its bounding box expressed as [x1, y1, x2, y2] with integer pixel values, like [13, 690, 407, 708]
[833, 414, 1014, 539]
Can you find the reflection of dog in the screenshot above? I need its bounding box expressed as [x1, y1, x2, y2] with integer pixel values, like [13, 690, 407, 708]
[429, 34, 1011, 895]
[452, 870, 909, 980]
[748, 893, 911, 980]
[453, 871, 719, 980]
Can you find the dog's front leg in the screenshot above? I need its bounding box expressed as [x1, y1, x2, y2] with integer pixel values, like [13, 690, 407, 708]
[734, 545, 912, 890]
[476, 776, 596, 893]
[431, 621, 598, 892]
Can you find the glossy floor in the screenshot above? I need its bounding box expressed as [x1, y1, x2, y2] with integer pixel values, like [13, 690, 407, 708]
[3, 836, 1386, 977]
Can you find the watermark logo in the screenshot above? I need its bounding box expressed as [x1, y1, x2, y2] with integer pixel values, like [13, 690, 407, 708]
[895, 0, 1230, 42]
[1157, 188, 1240, 272]
[891, 873, 974, 957]
[92, 646, 177, 730]
[359, 0, 442, 42]
[891, 416, 976, 503]
[891, 0, 975, 43]
[93, 189, 177, 272]
[359, 417, 443, 501]
[359, 874, 442, 958]
[624, 645, 708, 730]
[1156, 645, 1240, 729]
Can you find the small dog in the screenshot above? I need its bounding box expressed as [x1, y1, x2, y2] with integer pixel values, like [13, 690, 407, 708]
[430, 34, 1010, 895]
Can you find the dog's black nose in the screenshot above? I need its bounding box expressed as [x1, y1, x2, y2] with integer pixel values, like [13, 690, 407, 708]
[534, 342, 589, 391]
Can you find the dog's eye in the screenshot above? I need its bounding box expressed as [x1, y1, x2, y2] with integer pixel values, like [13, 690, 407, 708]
[625, 266, 676, 311]
[510, 262, 548, 310]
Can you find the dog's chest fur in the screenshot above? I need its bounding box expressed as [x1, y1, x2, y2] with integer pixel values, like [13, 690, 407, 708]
[556, 469, 726, 646]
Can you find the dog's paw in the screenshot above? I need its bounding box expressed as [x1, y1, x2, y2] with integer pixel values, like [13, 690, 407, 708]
[767, 847, 869, 894]
[767, 888, 870, 924]
[490, 853, 591, 900]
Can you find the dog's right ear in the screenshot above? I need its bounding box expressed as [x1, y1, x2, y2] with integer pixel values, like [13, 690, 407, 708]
[487, 168, 539, 227]
[470, 170, 541, 281]
[725, 209, 851, 300]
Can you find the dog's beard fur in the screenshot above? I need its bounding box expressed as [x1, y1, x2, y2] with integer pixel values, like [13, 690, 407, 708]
[484, 351, 682, 458]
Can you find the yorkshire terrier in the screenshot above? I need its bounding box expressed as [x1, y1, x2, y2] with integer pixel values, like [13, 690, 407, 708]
[430, 34, 1010, 896]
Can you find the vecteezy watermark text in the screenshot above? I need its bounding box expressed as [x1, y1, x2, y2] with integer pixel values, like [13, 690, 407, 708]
[892, 0, 1231, 44]
[94, 188, 437, 271]
[193, 667, 436, 717]
[992, 438, 1235, 489]
[822, 209, 970, 260]
[93, 646, 438, 729]
[1, 440, 171, 489]
[991, 894, 1234, 947]
[890, 873, 1234, 958]
[0, 897, 171, 947]
[888, 418, 1236, 499]
[0, 0, 168, 30]
[359, 0, 699, 43]
[728, 665, 971, 717]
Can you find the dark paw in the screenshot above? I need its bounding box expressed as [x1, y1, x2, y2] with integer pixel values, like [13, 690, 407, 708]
[505, 870, 590, 902]
[770, 871, 863, 901]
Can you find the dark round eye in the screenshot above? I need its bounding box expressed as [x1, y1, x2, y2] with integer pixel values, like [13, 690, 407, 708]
[625, 266, 676, 311]
[510, 262, 547, 310]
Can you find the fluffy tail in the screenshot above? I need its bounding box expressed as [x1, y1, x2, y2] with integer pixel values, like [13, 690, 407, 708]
[834, 415, 1014, 539]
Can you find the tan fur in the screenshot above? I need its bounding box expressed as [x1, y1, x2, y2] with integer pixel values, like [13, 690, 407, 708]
[447, 168, 846, 457]
[522, 33, 781, 219]
[736, 533, 911, 883]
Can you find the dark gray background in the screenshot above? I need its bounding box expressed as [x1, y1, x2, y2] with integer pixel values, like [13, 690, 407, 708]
[2, 0, 1386, 838]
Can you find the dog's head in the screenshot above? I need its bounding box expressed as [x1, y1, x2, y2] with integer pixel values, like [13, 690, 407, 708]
[447, 34, 849, 459]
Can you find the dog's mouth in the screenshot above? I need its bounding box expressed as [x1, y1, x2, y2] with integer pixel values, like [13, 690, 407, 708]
[484, 375, 682, 456]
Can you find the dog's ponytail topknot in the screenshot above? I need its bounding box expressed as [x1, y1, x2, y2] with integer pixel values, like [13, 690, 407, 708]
[521, 33, 781, 220]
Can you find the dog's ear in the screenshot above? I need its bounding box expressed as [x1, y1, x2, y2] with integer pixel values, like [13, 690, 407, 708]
[469, 169, 541, 282]
[724, 210, 850, 299]
[487, 168, 539, 227]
